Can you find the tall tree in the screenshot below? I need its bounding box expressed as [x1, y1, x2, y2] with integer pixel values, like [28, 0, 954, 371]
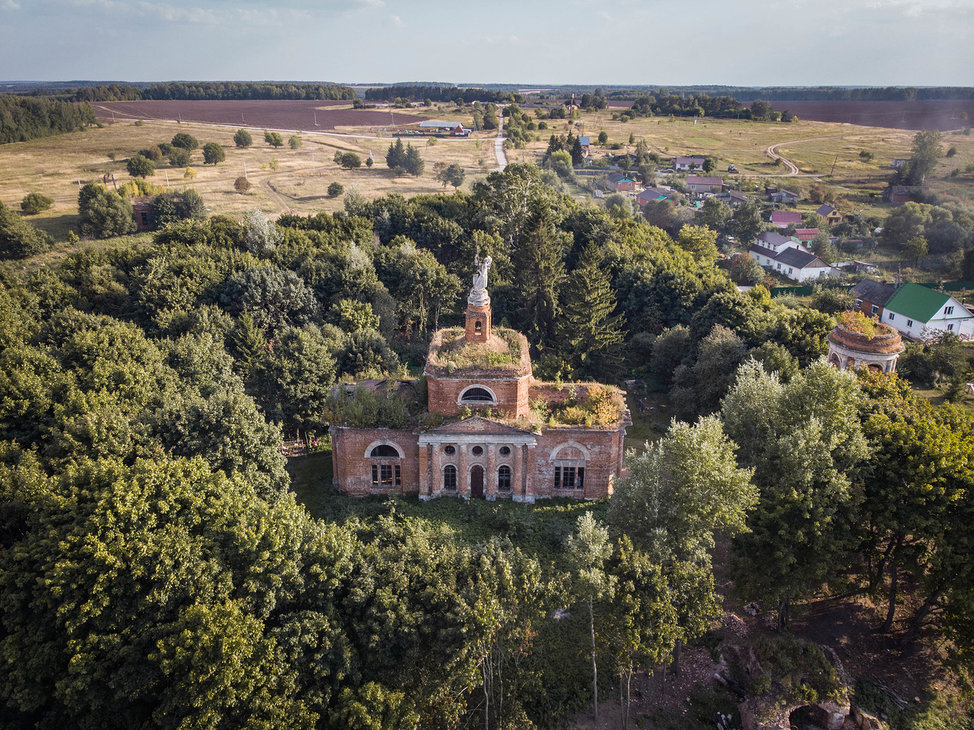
[722, 360, 868, 629]
[567, 513, 615, 726]
[512, 199, 566, 346]
[558, 241, 626, 378]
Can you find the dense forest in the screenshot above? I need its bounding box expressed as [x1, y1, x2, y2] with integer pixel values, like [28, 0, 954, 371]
[0, 95, 96, 143]
[10, 82, 357, 103]
[1, 165, 973, 727]
[364, 84, 513, 104]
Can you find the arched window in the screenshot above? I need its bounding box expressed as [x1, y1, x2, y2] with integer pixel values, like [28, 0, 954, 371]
[553, 444, 586, 491]
[460, 386, 494, 402]
[370, 444, 400, 458]
[368, 442, 401, 488]
[443, 465, 457, 490]
[498, 465, 512, 491]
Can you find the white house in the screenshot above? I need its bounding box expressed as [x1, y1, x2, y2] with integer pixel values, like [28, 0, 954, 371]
[748, 231, 835, 282]
[674, 155, 706, 171]
[882, 283, 974, 340]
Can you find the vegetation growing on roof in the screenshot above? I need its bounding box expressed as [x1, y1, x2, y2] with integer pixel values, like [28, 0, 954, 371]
[531, 384, 625, 428]
[427, 327, 526, 372]
[837, 310, 881, 339]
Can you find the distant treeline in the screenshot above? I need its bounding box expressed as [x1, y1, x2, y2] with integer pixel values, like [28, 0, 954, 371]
[0, 95, 95, 144]
[594, 86, 974, 103]
[364, 84, 512, 103]
[13, 82, 357, 102]
[628, 94, 751, 119]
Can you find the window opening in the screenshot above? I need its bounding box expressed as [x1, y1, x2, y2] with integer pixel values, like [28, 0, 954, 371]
[443, 465, 457, 490]
[498, 466, 512, 491]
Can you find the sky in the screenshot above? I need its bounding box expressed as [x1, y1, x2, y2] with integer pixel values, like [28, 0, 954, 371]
[0, 0, 972, 87]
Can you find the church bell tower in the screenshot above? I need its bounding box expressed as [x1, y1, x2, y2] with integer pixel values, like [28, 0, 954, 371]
[465, 254, 492, 343]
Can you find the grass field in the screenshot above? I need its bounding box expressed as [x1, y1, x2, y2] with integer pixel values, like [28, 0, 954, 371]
[0, 117, 498, 238]
[4, 107, 974, 242]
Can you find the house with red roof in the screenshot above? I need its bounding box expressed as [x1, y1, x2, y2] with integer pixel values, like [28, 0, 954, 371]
[794, 228, 821, 243]
[770, 210, 803, 228]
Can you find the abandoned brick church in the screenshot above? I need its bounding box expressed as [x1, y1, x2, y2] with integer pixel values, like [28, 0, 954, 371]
[330, 256, 631, 501]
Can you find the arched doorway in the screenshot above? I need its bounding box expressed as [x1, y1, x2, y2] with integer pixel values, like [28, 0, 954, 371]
[470, 465, 485, 498]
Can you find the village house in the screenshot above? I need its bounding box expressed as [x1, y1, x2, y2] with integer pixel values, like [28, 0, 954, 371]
[606, 172, 637, 192]
[674, 155, 706, 171]
[748, 230, 835, 282]
[884, 185, 924, 205]
[686, 175, 723, 195]
[719, 189, 748, 207]
[579, 136, 591, 155]
[851, 279, 896, 320]
[882, 282, 974, 340]
[330, 257, 631, 501]
[768, 188, 799, 205]
[815, 203, 842, 225]
[794, 228, 821, 243]
[770, 210, 803, 229]
[636, 186, 670, 206]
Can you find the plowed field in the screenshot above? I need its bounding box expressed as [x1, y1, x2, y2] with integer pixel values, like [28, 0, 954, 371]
[92, 100, 428, 131]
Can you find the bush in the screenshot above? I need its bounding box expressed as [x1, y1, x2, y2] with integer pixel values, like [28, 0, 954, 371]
[126, 154, 155, 178]
[334, 151, 361, 169]
[234, 177, 252, 194]
[168, 148, 191, 167]
[171, 132, 199, 151]
[78, 182, 136, 238]
[233, 129, 252, 148]
[264, 131, 284, 147]
[327, 181, 344, 197]
[138, 145, 163, 161]
[20, 192, 54, 215]
[288, 135, 302, 150]
[202, 142, 225, 165]
[0, 201, 52, 258]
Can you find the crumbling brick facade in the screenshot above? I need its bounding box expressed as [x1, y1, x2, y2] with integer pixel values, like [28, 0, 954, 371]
[331, 263, 630, 501]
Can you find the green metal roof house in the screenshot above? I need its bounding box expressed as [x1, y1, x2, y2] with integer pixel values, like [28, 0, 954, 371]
[883, 283, 974, 340]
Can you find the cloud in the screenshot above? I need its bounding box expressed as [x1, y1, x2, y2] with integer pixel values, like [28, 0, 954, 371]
[390, 14, 401, 25]
[356, 0, 385, 7]
[0, 0, 21, 9]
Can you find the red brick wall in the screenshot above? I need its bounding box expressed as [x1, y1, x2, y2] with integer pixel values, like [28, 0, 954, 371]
[426, 374, 531, 419]
[331, 426, 420, 497]
[533, 427, 624, 500]
[465, 304, 491, 343]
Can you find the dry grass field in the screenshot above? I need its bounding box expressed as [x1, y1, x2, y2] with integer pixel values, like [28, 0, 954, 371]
[0, 117, 497, 238]
[3, 105, 974, 242]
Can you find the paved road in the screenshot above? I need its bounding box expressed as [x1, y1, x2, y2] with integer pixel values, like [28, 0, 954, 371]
[494, 115, 507, 170]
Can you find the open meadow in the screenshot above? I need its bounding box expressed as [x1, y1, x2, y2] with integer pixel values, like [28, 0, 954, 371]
[0, 115, 497, 239]
[4, 101, 974, 244]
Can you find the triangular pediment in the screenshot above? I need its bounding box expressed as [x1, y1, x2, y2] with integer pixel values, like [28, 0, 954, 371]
[427, 416, 534, 437]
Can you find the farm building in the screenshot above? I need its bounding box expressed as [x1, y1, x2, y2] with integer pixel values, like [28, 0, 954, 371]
[418, 120, 470, 136]
[330, 258, 631, 502]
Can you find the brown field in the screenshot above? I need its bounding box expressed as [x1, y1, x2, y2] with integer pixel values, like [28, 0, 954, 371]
[605, 98, 974, 131]
[771, 100, 974, 131]
[92, 100, 429, 132]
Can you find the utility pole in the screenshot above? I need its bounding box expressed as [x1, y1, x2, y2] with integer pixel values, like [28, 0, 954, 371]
[243, 161, 248, 180]
[830, 154, 838, 177]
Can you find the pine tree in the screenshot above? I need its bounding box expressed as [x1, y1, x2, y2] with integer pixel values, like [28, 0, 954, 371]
[558, 241, 626, 378]
[404, 144, 425, 176]
[512, 199, 566, 346]
[385, 138, 406, 171]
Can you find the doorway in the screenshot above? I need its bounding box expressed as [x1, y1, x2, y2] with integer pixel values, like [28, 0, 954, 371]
[470, 465, 485, 498]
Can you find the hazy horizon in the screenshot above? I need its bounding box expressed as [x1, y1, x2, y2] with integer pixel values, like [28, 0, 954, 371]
[1, 0, 973, 87]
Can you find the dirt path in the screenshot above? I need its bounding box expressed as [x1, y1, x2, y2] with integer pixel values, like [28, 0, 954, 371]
[495, 114, 507, 170]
